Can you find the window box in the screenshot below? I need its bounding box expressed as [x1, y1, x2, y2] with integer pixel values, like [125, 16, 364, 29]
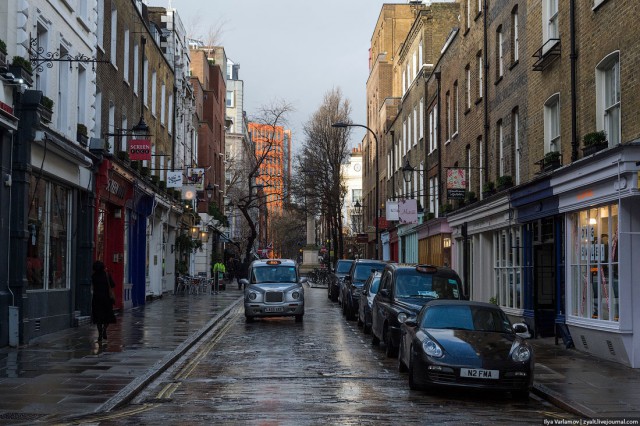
[538, 151, 562, 172]
[582, 130, 608, 156]
[76, 123, 89, 147]
[9, 56, 33, 86]
[496, 175, 513, 191]
[482, 181, 495, 198]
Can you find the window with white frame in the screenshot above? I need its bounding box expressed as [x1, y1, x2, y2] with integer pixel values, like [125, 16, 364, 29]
[168, 93, 173, 134]
[418, 43, 423, 70]
[110, 4, 117, 65]
[466, 0, 471, 30]
[477, 52, 483, 99]
[121, 115, 127, 152]
[544, 93, 561, 152]
[429, 176, 439, 217]
[477, 0, 483, 14]
[544, 0, 559, 42]
[419, 98, 424, 140]
[151, 70, 157, 116]
[26, 176, 71, 290]
[453, 81, 459, 134]
[403, 118, 408, 156]
[478, 137, 484, 196]
[498, 120, 504, 175]
[77, 65, 87, 130]
[465, 65, 471, 109]
[97, 0, 104, 49]
[513, 108, 520, 184]
[123, 27, 130, 82]
[445, 91, 451, 142]
[467, 146, 472, 192]
[108, 101, 115, 154]
[57, 44, 69, 132]
[497, 26, 504, 78]
[512, 7, 519, 63]
[36, 25, 48, 93]
[161, 82, 166, 124]
[413, 106, 418, 147]
[143, 58, 148, 106]
[596, 52, 620, 146]
[133, 41, 139, 94]
[493, 227, 523, 310]
[429, 106, 438, 153]
[227, 90, 234, 108]
[94, 89, 102, 138]
[569, 204, 619, 322]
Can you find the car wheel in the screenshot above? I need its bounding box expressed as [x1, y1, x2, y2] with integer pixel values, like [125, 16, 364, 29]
[371, 330, 380, 346]
[295, 315, 304, 323]
[398, 341, 408, 373]
[384, 326, 399, 358]
[408, 351, 423, 391]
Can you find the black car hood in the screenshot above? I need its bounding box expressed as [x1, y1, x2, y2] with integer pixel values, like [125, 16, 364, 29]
[427, 329, 518, 362]
[395, 297, 435, 313]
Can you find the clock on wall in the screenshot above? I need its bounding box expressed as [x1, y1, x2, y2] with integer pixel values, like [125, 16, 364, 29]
[354, 163, 361, 172]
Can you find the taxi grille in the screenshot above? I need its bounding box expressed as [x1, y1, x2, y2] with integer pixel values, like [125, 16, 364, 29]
[265, 291, 284, 303]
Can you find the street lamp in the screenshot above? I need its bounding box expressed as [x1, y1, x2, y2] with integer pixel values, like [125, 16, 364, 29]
[332, 121, 379, 259]
[402, 159, 415, 183]
[353, 200, 362, 233]
[205, 183, 214, 200]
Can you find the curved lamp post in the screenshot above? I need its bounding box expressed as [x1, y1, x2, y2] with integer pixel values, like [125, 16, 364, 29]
[332, 121, 379, 260]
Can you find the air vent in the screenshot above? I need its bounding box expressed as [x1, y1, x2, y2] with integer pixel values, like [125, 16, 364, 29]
[34, 319, 41, 331]
[606, 340, 616, 356]
[580, 335, 588, 349]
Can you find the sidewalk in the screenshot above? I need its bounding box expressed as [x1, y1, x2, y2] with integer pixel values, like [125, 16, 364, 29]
[0, 289, 244, 425]
[530, 337, 640, 419]
[0, 286, 638, 424]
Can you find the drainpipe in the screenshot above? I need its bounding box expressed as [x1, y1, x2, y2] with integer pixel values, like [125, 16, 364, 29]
[435, 70, 442, 212]
[483, 0, 489, 182]
[570, 0, 578, 162]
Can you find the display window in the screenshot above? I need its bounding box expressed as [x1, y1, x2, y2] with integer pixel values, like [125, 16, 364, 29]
[493, 227, 523, 310]
[569, 204, 619, 322]
[27, 175, 71, 290]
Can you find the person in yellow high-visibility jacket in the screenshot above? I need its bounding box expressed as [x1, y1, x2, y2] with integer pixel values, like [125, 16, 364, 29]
[213, 261, 226, 293]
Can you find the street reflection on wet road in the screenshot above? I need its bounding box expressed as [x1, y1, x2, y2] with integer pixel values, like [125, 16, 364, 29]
[80, 286, 575, 425]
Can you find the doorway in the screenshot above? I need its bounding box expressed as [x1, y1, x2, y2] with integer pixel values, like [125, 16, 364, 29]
[534, 243, 556, 337]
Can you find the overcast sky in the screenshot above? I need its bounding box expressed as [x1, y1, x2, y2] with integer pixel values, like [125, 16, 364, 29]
[157, 0, 391, 152]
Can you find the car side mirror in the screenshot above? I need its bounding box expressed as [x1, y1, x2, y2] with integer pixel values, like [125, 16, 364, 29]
[299, 277, 308, 284]
[378, 288, 390, 299]
[344, 275, 351, 282]
[239, 278, 249, 286]
[513, 323, 531, 339]
[404, 319, 417, 328]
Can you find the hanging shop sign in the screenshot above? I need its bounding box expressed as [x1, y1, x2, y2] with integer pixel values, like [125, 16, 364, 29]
[129, 139, 151, 161]
[398, 199, 418, 224]
[386, 200, 399, 221]
[187, 167, 205, 191]
[446, 168, 467, 200]
[166, 171, 183, 188]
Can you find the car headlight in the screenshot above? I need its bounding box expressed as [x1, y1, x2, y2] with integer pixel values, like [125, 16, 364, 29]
[422, 338, 443, 358]
[291, 291, 300, 300]
[397, 312, 408, 323]
[511, 343, 531, 362]
[248, 292, 258, 301]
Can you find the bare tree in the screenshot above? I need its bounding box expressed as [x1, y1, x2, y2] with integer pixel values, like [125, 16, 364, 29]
[294, 88, 351, 263]
[227, 100, 294, 264]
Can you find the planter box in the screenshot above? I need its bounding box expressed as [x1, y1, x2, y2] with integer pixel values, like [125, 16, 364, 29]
[0, 52, 7, 69]
[543, 160, 560, 172]
[582, 143, 608, 156]
[76, 132, 89, 147]
[38, 105, 52, 124]
[8, 65, 33, 87]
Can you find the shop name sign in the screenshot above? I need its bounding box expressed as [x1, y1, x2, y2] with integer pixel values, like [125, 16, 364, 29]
[446, 168, 467, 200]
[580, 225, 606, 262]
[129, 139, 151, 161]
[106, 178, 126, 199]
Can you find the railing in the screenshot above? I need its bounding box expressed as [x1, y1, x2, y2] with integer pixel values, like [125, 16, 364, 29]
[532, 38, 561, 71]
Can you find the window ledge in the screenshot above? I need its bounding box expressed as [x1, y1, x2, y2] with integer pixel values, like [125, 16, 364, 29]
[475, 97, 483, 105]
[494, 76, 503, 86]
[464, 108, 471, 116]
[464, 27, 470, 36]
[509, 59, 519, 70]
[474, 11, 482, 22]
[452, 131, 459, 139]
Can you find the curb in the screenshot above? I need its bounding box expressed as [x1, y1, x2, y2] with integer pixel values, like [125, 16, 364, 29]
[64, 296, 244, 420]
[531, 382, 593, 419]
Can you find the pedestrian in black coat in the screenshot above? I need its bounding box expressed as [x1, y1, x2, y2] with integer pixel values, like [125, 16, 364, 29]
[91, 261, 116, 341]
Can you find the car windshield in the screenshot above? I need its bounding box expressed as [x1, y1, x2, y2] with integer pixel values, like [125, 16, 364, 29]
[422, 305, 512, 333]
[353, 264, 385, 281]
[252, 266, 297, 284]
[395, 270, 460, 299]
[336, 261, 353, 274]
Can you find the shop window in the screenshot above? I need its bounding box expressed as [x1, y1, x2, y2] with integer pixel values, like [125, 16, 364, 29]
[569, 204, 619, 322]
[27, 176, 71, 290]
[493, 227, 523, 310]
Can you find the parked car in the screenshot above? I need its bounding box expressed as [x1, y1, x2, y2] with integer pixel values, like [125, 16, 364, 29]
[342, 259, 387, 321]
[239, 259, 307, 323]
[329, 259, 354, 302]
[357, 271, 381, 334]
[398, 300, 533, 399]
[371, 264, 464, 358]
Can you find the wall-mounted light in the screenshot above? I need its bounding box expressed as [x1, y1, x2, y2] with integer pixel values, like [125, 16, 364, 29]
[443, 237, 451, 248]
[589, 217, 597, 225]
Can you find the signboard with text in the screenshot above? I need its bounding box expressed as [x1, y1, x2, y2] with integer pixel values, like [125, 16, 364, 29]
[128, 139, 151, 161]
[187, 167, 205, 191]
[166, 171, 183, 188]
[398, 199, 418, 224]
[446, 168, 467, 200]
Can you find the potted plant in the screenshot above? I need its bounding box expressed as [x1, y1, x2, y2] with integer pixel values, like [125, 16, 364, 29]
[38, 96, 54, 124]
[582, 130, 608, 156]
[140, 166, 150, 177]
[426, 212, 435, 220]
[76, 123, 89, 147]
[465, 190, 477, 204]
[543, 151, 561, 171]
[496, 175, 513, 191]
[482, 181, 495, 198]
[440, 203, 453, 214]
[116, 150, 130, 163]
[130, 160, 141, 171]
[159, 180, 167, 190]
[150, 174, 160, 185]
[10, 56, 33, 86]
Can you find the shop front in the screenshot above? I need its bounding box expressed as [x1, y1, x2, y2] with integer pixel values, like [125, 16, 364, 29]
[417, 217, 452, 267]
[552, 145, 640, 367]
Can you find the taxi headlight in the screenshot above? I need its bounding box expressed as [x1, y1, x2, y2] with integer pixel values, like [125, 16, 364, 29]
[248, 292, 258, 301]
[397, 312, 408, 323]
[291, 291, 300, 300]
